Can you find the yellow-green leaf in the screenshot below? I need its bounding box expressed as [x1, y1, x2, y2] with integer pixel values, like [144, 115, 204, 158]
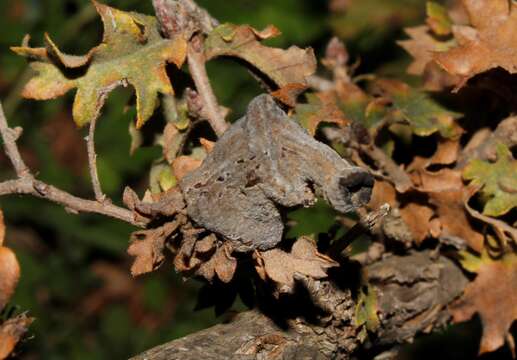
[12, 1, 187, 128]
[426, 2, 452, 36]
[355, 285, 380, 333]
[295, 92, 348, 136]
[463, 143, 517, 217]
[376, 79, 463, 139]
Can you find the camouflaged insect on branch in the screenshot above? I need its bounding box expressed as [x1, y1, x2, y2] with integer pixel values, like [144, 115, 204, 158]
[180, 94, 373, 252]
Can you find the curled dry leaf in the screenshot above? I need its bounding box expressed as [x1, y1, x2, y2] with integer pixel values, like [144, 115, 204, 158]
[0, 247, 20, 313]
[172, 155, 202, 181]
[295, 92, 350, 136]
[173, 232, 237, 283]
[195, 242, 237, 283]
[204, 23, 316, 105]
[411, 168, 484, 252]
[128, 219, 183, 276]
[0, 314, 34, 360]
[255, 237, 338, 293]
[12, 1, 187, 128]
[434, 0, 517, 89]
[451, 251, 517, 356]
[0, 210, 21, 312]
[463, 143, 517, 217]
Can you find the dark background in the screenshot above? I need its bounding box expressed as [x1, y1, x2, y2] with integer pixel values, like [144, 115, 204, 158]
[0, 0, 500, 359]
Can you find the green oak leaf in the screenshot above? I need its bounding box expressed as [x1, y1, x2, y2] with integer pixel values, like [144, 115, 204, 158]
[377, 79, 463, 139]
[12, 1, 187, 128]
[463, 143, 517, 217]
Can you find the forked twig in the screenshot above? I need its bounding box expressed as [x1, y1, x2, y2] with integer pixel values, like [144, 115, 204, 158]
[0, 102, 146, 227]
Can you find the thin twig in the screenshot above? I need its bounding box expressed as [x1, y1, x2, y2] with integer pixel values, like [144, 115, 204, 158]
[187, 35, 229, 137]
[360, 144, 413, 193]
[87, 116, 106, 202]
[0, 103, 31, 178]
[0, 178, 144, 226]
[0, 101, 147, 227]
[328, 204, 390, 259]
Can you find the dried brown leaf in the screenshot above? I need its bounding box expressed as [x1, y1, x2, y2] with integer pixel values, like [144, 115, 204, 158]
[257, 237, 338, 292]
[368, 180, 398, 210]
[434, 0, 517, 89]
[0, 314, 33, 360]
[172, 155, 202, 181]
[0, 211, 20, 312]
[128, 221, 181, 276]
[399, 203, 434, 245]
[194, 243, 237, 283]
[205, 23, 316, 105]
[451, 252, 517, 355]
[398, 26, 455, 75]
[411, 169, 484, 252]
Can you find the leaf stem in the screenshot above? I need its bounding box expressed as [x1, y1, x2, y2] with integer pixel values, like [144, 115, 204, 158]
[87, 115, 106, 203]
[187, 36, 229, 137]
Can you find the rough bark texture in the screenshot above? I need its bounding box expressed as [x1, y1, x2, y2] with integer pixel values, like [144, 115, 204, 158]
[180, 95, 373, 252]
[131, 251, 468, 360]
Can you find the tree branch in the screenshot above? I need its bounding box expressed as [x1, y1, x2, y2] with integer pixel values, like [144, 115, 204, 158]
[152, 0, 229, 137]
[86, 115, 106, 202]
[131, 252, 468, 360]
[0, 178, 144, 225]
[0, 102, 147, 227]
[0, 103, 31, 179]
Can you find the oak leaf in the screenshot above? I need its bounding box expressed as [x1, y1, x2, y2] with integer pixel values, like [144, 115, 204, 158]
[256, 237, 338, 293]
[204, 23, 316, 104]
[128, 221, 181, 276]
[410, 169, 484, 252]
[398, 26, 455, 75]
[434, 0, 517, 89]
[451, 251, 517, 356]
[463, 143, 517, 217]
[195, 243, 237, 284]
[375, 79, 463, 139]
[12, 1, 187, 128]
[295, 92, 349, 136]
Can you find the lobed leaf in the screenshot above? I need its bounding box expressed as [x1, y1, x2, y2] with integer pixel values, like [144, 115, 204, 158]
[12, 1, 187, 128]
[204, 23, 316, 104]
[463, 143, 517, 217]
[376, 79, 463, 138]
[434, 0, 517, 89]
[451, 251, 517, 355]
